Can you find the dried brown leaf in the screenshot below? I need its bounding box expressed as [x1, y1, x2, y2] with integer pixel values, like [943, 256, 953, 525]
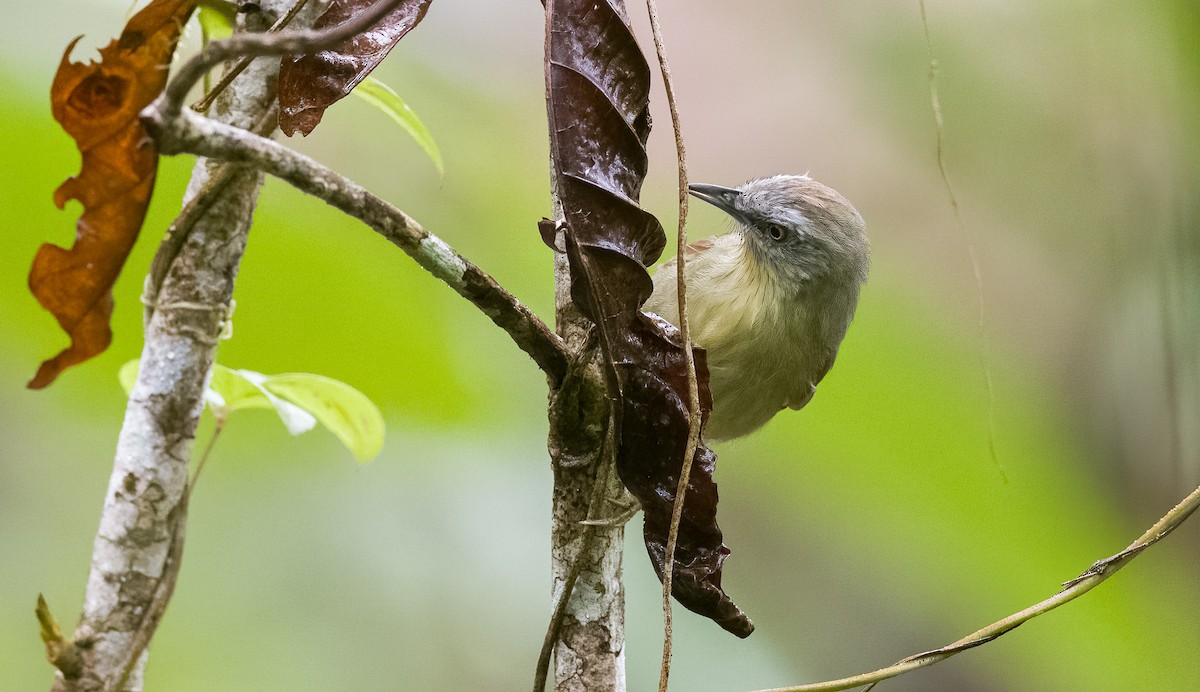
[30, 0, 198, 389]
[565, 239, 755, 638]
[547, 0, 751, 636]
[278, 0, 432, 136]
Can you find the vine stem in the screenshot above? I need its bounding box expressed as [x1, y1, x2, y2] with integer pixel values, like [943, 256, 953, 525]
[752, 481, 1200, 692]
[642, 1, 697, 690]
[918, 0, 1003, 481]
[161, 0, 407, 118]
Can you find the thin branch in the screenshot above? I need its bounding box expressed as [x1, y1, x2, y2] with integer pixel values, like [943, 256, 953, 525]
[752, 481, 1200, 692]
[36, 596, 82, 681]
[1157, 225, 1185, 485]
[191, 0, 313, 112]
[142, 104, 570, 384]
[643, 1, 696, 690]
[163, 0, 406, 117]
[918, 0, 1003, 481]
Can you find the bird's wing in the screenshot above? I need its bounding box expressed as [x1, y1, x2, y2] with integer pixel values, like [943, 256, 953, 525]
[656, 237, 714, 273]
[786, 383, 816, 411]
[683, 237, 716, 258]
[785, 347, 838, 411]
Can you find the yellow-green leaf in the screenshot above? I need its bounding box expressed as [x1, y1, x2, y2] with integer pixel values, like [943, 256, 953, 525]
[197, 0, 235, 41]
[118, 361, 382, 462]
[260, 373, 385, 463]
[118, 359, 139, 396]
[352, 76, 443, 175]
[225, 368, 316, 435]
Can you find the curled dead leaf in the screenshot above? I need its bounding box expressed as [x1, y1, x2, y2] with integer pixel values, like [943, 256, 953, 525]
[547, 0, 752, 636]
[31, 0, 197, 388]
[278, 0, 433, 136]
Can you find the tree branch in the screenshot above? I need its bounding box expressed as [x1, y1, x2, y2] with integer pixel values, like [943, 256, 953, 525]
[141, 103, 569, 384]
[142, 106, 280, 327]
[50, 3, 303, 690]
[540, 0, 630, 687]
[752, 481, 1200, 692]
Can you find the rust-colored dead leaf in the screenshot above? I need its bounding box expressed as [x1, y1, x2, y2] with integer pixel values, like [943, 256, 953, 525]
[30, 0, 197, 389]
[278, 0, 432, 136]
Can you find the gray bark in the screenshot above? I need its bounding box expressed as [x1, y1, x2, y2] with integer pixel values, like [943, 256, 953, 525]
[546, 232, 628, 689]
[50, 4, 295, 690]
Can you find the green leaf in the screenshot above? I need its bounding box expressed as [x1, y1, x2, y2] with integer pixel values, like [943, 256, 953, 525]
[197, 1, 235, 42]
[223, 368, 316, 435]
[206, 364, 272, 413]
[117, 361, 384, 462]
[118, 359, 139, 396]
[259, 373, 386, 463]
[352, 76, 444, 175]
[119, 360, 283, 421]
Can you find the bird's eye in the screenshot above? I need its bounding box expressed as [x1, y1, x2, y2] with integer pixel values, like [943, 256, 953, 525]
[765, 224, 786, 241]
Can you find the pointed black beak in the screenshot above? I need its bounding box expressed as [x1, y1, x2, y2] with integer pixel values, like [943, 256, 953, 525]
[688, 183, 751, 226]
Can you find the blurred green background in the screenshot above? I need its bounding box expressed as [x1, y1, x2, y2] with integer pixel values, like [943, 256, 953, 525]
[4, 1, 1199, 690]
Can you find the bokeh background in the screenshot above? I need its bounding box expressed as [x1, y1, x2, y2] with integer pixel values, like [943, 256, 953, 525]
[4, 1, 1199, 690]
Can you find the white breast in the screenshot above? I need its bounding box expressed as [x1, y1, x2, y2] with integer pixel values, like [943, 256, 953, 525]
[645, 233, 844, 441]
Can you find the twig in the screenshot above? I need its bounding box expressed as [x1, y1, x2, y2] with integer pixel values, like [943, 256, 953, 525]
[918, 0, 1003, 481]
[36, 596, 82, 681]
[163, 0, 406, 117]
[192, 0, 313, 112]
[1157, 226, 1185, 485]
[751, 481, 1200, 692]
[142, 104, 570, 384]
[643, 0, 696, 690]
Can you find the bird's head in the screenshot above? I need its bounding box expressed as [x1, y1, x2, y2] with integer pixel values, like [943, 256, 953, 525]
[688, 174, 869, 288]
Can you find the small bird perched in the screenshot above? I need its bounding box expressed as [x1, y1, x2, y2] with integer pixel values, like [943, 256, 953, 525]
[644, 174, 869, 441]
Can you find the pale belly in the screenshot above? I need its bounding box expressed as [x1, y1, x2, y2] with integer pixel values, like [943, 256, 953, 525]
[643, 235, 847, 442]
[702, 333, 817, 441]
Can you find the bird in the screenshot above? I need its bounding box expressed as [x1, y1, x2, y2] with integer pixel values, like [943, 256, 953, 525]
[643, 174, 869, 442]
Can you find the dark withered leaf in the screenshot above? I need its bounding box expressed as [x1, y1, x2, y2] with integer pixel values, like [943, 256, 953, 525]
[617, 315, 753, 638]
[563, 238, 653, 349]
[537, 217, 558, 252]
[278, 0, 432, 136]
[565, 236, 755, 637]
[30, 0, 198, 389]
[546, 1, 752, 633]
